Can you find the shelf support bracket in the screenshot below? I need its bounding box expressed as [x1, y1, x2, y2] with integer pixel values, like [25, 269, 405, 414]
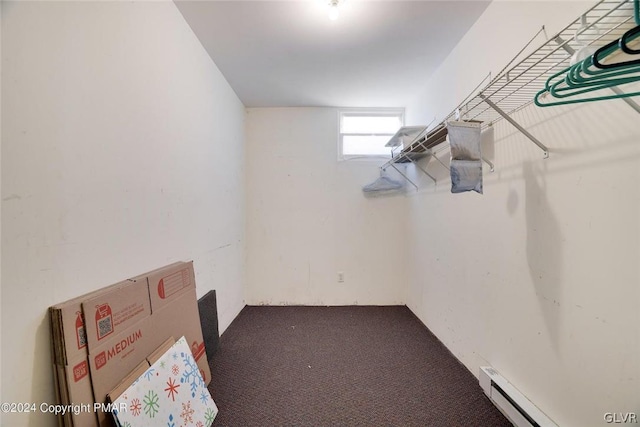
[608, 86, 640, 114]
[479, 93, 550, 158]
[432, 152, 451, 171]
[482, 157, 495, 172]
[407, 155, 437, 184]
[388, 162, 419, 190]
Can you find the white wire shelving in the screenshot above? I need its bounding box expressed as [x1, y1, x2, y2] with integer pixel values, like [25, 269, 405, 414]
[383, 0, 640, 188]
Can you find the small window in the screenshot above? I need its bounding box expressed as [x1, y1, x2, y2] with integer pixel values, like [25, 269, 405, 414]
[338, 109, 404, 160]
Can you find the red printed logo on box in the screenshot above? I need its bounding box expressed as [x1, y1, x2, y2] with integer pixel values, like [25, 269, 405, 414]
[75, 311, 87, 350]
[95, 303, 113, 341]
[95, 351, 107, 370]
[73, 360, 88, 382]
[157, 269, 190, 299]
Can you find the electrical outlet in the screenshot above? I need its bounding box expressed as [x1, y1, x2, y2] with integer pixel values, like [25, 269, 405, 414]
[337, 272, 344, 283]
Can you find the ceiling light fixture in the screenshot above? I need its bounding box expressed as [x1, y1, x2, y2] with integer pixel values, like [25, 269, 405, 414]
[327, 0, 344, 21]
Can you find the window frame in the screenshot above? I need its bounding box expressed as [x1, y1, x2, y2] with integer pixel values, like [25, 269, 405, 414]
[337, 108, 405, 161]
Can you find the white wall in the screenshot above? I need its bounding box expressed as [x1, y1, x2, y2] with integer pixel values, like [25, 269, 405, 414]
[1, 1, 245, 425]
[405, 2, 639, 427]
[245, 108, 407, 305]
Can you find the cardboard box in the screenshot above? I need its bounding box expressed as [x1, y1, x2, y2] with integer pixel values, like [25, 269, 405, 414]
[49, 310, 64, 427]
[82, 280, 151, 353]
[106, 360, 150, 404]
[107, 337, 174, 404]
[89, 315, 158, 427]
[151, 287, 210, 383]
[49, 280, 132, 427]
[134, 261, 195, 312]
[126, 261, 184, 284]
[146, 337, 175, 365]
[61, 354, 98, 427]
[50, 261, 208, 427]
[85, 262, 209, 427]
[49, 280, 130, 366]
[132, 262, 209, 382]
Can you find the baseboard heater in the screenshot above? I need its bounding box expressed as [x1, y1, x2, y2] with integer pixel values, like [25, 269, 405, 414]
[479, 367, 558, 427]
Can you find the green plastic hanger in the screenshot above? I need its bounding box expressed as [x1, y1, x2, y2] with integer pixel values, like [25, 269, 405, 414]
[592, 35, 640, 69]
[536, 0, 640, 107]
[535, 85, 640, 107]
[568, 57, 640, 84]
[550, 74, 640, 98]
[621, 0, 640, 53]
[536, 58, 640, 105]
[592, 0, 640, 68]
[535, 57, 640, 106]
[541, 39, 640, 92]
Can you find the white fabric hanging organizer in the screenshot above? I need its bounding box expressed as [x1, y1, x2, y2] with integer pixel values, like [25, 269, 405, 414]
[447, 120, 483, 194]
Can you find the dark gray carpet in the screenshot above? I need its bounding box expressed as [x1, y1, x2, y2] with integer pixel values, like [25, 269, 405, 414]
[207, 305, 511, 426]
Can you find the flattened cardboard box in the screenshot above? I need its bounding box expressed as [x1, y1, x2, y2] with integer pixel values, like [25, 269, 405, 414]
[61, 354, 98, 427]
[151, 287, 210, 383]
[126, 261, 184, 285]
[135, 262, 209, 382]
[49, 307, 64, 427]
[87, 262, 209, 426]
[50, 280, 130, 366]
[106, 337, 175, 404]
[82, 280, 151, 353]
[133, 261, 195, 313]
[146, 337, 175, 365]
[89, 316, 156, 427]
[106, 360, 150, 404]
[49, 280, 132, 427]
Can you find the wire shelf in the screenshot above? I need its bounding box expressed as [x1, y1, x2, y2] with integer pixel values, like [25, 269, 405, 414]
[385, 0, 638, 173]
[445, 0, 638, 127]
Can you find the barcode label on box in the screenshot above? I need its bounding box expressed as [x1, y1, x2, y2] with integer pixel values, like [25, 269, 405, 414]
[77, 326, 87, 349]
[98, 317, 112, 339]
[95, 303, 114, 341]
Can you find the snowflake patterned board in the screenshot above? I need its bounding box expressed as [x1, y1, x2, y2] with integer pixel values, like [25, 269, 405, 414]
[112, 336, 218, 427]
